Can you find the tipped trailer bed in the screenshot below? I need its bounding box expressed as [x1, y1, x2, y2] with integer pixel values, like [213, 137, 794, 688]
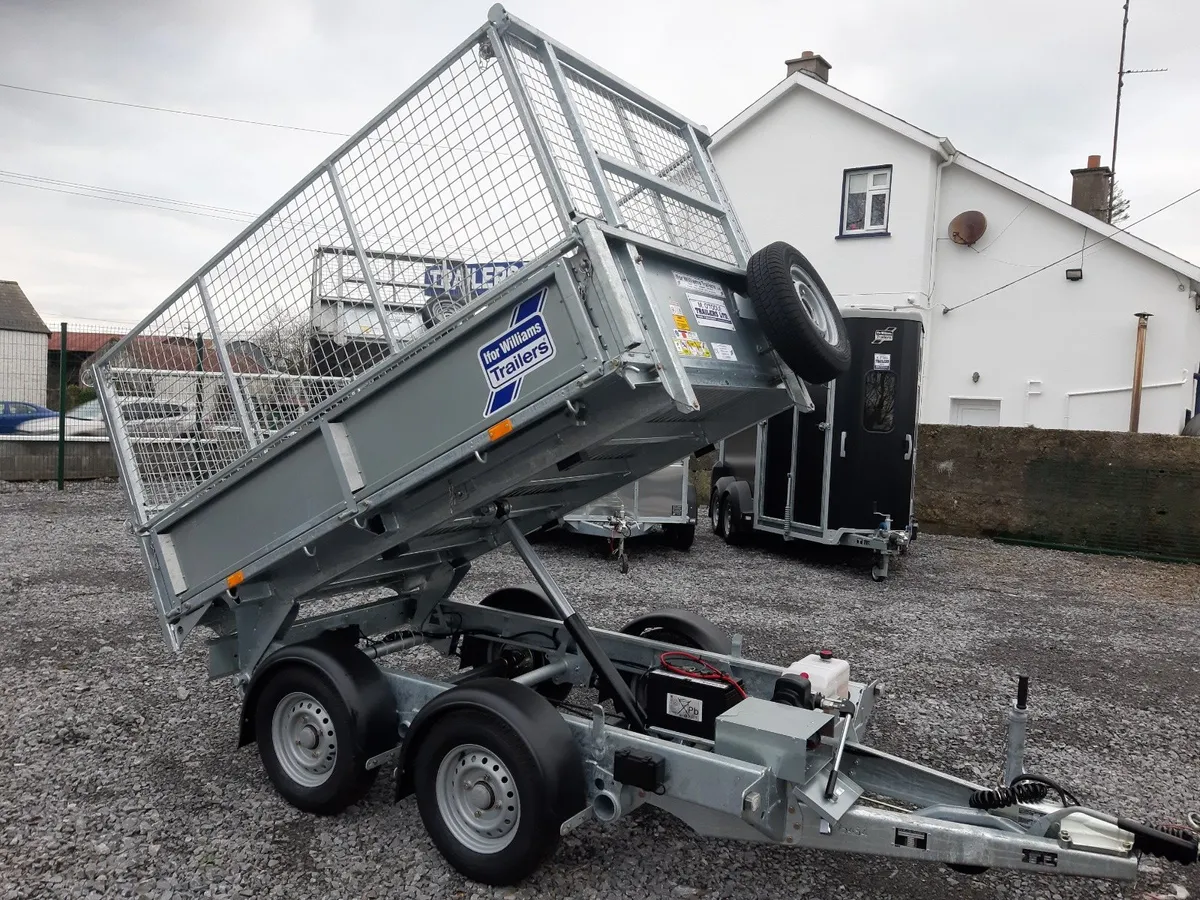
[95, 4, 1196, 889]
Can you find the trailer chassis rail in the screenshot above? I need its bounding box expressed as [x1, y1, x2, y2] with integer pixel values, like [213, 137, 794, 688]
[206, 506, 1193, 886]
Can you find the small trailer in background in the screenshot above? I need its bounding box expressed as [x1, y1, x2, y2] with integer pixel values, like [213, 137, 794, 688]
[560, 458, 698, 564]
[710, 308, 924, 580]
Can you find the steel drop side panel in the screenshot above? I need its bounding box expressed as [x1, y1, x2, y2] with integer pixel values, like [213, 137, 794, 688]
[129, 239, 800, 647]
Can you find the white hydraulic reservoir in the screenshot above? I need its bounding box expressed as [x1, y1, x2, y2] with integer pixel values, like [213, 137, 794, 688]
[785, 650, 850, 700]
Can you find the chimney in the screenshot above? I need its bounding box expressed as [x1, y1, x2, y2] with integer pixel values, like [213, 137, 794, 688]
[1070, 154, 1113, 222]
[786, 50, 832, 83]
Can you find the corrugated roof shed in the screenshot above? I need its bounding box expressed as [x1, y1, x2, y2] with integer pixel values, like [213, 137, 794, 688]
[0, 281, 50, 335]
[47, 331, 127, 353]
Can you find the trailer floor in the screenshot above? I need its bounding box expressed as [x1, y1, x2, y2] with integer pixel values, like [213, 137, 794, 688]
[2, 481, 1197, 900]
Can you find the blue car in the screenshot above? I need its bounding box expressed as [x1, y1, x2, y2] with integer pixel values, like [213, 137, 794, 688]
[0, 401, 57, 435]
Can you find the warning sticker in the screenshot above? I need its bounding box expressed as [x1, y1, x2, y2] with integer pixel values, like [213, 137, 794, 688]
[673, 314, 690, 331]
[874, 353, 891, 371]
[672, 271, 725, 298]
[673, 331, 712, 359]
[712, 342, 737, 362]
[666, 692, 703, 722]
[686, 293, 735, 331]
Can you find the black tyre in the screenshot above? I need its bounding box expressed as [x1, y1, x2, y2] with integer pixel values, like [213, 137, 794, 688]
[254, 664, 377, 815]
[720, 494, 746, 546]
[620, 609, 732, 655]
[663, 522, 696, 551]
[710, 490, 726, 537]
[412, 685, 583, 885]
[746, 241, 850, 383]
[460, 585, 573, 702]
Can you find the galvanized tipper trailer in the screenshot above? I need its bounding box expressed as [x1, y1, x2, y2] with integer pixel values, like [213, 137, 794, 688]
[560, 457, 698, 562]
[94, 4, 1196, 888]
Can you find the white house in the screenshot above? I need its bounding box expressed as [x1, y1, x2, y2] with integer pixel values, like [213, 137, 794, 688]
[0, 280, 50, 406]
[710, 54, 1200, 435]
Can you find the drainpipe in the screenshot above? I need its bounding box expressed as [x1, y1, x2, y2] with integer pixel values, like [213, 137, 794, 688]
[925, 137, 958, 310]
[1129, 312, 1152, 432]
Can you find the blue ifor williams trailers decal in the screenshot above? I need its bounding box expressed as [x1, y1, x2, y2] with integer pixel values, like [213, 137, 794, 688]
[478, 287, 557, 417]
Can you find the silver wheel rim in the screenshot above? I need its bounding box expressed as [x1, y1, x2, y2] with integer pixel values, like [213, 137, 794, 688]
[436, 743, 520, 854]
[790, 263, 838, 346]
[271, 691, 337, 788]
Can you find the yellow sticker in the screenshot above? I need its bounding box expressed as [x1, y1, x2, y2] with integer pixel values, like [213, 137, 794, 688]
[673, 337, 712, 359]
[673, 314, 690, 331]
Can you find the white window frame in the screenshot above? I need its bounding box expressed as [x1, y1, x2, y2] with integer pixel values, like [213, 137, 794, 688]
[840, 165, 892, 236]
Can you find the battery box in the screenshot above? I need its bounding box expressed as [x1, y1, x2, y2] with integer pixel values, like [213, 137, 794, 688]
[644, 667, 744, 740]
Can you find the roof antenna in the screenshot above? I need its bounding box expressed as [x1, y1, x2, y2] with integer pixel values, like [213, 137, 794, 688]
[1108, 0, 1167, 224]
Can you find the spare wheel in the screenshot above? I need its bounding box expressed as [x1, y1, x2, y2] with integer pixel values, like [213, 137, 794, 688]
[745, 241, 851, 384]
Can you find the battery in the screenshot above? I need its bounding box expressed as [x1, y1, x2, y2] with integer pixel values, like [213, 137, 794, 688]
[644, 667, 744, 740]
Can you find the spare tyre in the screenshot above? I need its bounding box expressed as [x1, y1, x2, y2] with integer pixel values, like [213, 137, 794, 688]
[746, 241, 850, 384]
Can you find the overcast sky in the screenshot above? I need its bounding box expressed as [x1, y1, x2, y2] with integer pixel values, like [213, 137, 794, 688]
[1, 0, 1197, 328]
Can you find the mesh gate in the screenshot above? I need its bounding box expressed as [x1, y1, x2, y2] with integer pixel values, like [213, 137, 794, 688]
[95, 6, 748, 523]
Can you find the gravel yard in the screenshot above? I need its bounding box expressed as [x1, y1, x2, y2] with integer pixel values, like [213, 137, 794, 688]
[2, 481, 1198, 900]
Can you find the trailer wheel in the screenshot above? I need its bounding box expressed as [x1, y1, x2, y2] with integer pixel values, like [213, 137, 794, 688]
[720, 494, 747, 545]
[710, 492, 726, 537]
[620, 608, 732, 655]
[746, 241, 850, 384]
[663, 522, 695, 551]
[411, 684, 583, 885]
[460, 585, 572, 702]
[254, 664, 377, 815]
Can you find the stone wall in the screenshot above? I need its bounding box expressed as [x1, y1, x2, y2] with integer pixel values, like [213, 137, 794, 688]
[0, 439, 118, 482]
[916, 425, 1200, 561]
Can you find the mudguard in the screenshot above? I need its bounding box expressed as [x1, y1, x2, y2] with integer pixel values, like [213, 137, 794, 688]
[619, 608, 732, 655]
[393, 677, 585, 824]
[237, 631, 398, 762]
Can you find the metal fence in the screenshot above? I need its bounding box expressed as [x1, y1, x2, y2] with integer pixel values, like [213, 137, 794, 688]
[92, 7, 747, 525]
[0, 321, 128, 485]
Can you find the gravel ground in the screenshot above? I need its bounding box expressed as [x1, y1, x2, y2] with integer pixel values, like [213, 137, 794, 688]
[2, 480, 1198, 900]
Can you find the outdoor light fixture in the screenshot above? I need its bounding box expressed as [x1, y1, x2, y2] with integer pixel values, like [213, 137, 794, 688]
[1065, 268, 1083, 281]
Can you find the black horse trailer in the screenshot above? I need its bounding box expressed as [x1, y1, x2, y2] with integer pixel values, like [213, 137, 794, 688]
[709, 308, 924, 580]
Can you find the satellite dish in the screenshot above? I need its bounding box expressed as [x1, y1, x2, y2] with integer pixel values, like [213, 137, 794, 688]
[948, 210, 988, 246]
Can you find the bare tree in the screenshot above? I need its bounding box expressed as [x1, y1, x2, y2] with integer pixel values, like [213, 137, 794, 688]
[246, 306, 316, 375]
[1109, 179, 1131, 225]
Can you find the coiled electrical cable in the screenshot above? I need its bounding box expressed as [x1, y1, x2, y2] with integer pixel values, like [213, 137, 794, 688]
[968, 781, 1049, 810]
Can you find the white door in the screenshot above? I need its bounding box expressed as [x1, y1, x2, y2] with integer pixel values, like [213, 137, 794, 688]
[950, 398, 1001, 426]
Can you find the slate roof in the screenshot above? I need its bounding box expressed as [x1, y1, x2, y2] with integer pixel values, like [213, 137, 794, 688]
[0, 280, 50, 335]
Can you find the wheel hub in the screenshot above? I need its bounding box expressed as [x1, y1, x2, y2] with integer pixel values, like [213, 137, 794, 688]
[466, 780, 495, 811]
[298, 723, 320, 751]
[436, 743, 521, 853]
[790, 263, 837, 346]
[271, 691, 337, 788]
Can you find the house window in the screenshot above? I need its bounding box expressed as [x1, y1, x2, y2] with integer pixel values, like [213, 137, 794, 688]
[841, 166, 891, 235]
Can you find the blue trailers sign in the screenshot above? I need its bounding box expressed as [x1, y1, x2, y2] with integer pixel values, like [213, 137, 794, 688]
[477, 287, 556, 417]
[424, 260, 526, 301]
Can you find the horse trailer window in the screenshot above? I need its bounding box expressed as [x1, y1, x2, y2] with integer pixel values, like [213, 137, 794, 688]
[863, 370, 896, 432]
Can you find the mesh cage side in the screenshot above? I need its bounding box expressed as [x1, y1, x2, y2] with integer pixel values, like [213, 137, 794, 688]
[95, 35, 569, 521]
[99, 285, 252, 514]
[333, 40, 566, 325]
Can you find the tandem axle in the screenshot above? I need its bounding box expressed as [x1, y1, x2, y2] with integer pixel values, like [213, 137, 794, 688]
[213, 516, 1195, 887]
